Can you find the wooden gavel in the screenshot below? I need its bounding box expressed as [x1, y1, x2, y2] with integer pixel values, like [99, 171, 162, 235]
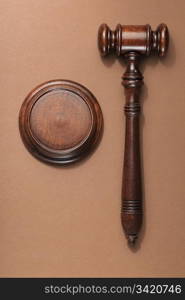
[98, 23, 169, 245]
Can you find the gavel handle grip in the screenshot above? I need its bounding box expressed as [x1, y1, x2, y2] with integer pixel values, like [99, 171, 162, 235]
[121, 111, 143, 245]
[121, 52, 143, 245]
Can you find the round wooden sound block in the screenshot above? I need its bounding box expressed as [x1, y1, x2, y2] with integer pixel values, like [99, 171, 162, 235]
[19, 80, 103, 164]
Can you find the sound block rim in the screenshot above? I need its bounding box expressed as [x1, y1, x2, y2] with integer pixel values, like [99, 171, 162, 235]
[19, 80, 103, 165]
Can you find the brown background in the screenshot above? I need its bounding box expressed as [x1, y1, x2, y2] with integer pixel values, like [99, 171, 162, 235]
[0, 0, 185, 277]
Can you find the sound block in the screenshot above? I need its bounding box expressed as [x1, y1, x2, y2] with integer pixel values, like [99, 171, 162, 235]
[19, 80, 103, 165]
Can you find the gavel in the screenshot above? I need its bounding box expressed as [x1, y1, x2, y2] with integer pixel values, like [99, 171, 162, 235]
[98, 23, 169, 245]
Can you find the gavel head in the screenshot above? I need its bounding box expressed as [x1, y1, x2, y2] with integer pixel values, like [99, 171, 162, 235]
[98, 23, 169, 57]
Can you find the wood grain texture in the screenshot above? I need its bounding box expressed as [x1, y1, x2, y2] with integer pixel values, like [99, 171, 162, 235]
[30, 90, 92, 150]
[98, 23, 169, 246]
[19, 80, 103, 165]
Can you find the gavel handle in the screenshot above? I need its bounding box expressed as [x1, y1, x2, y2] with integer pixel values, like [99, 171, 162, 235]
[121, 52, 143, 245]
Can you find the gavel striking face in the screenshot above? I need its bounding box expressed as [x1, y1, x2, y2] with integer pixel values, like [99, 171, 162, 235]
[98, 23, 169, 245]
